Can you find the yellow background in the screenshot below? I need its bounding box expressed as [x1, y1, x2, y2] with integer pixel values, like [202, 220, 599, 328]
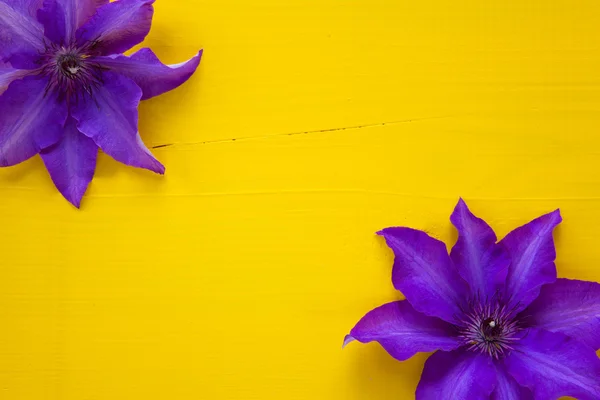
[0, 0, 599, 398]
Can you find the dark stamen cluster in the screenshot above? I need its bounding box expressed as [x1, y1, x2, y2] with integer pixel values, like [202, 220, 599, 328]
[459, 301, 520, 359]
[39, 41, 106, 101]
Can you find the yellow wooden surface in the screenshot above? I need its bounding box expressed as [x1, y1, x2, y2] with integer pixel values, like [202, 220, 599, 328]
[0, 1, 599, 398]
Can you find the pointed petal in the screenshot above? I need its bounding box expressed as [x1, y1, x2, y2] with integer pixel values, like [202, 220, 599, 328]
[40, 117, 97, 208]
[450, 199, 510, 297]
[342, 334, 356, 349]
[97, 48, 202, 100]
[500, 210, 561, 312]
[491, 363, 533, 400]
[37, 0, 108, 44]
[345, 301, 461, 361]
[505, 329, 600, 400]
[76, 0, 154, 56]
[415, 349, 496, 400]
[521, 278, 600, 350]
[378, 227, 467, 324]
[71, 71, 164, 173]
[0, 76, 67, 166]
[0, 0, 44, 66]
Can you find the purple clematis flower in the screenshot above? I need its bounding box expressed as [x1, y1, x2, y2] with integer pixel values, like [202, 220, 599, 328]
[345, 199, 600, 399]
[0, 0, 202, 207]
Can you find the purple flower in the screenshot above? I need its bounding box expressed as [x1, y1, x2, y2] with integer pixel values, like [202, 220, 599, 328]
[345, 199, 600, 399]
[0, 0, 202, 207]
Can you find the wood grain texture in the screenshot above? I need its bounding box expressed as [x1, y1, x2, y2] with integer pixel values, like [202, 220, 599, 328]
[0, 0, 599, 398]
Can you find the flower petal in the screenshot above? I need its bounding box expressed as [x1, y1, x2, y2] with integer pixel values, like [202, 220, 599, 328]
[415, 349, 496, 400]
[4, 0, 44, 16]
[491, 363, 533, 400]
[520, 278, 600, 350]
[76, 0, 154, 56]
[37, 0, 109, 44]
[504, 329, 600, 400]
[71, 71, 164, 173]
[378, 227, 467, 324]
[499, 209, 561, 312]
[97, 48, 202, 100]
[40, 117, 98, 208]
[0, 63, 28, 94]
[0, 76, 67, 166]
[0, 0, 44, 66]
[344, 301, 461, 361]
[450, 199, 510, 297]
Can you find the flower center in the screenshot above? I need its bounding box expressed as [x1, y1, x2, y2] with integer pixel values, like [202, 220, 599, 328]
[459, 303, 519, 359]
[39, 42, 104, 100]
[58, 54, 83, 76]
